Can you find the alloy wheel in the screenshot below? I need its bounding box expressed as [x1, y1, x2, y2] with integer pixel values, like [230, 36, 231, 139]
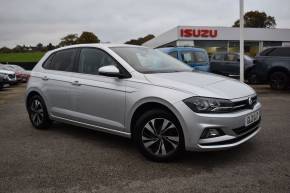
[141, 118, 180, 157]
[30, 99, 44, 126]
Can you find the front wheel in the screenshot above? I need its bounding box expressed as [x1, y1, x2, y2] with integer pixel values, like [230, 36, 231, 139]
[134, 109, 184, 162]
[27, 95, 52, 129]
[269, 71, 289, 90]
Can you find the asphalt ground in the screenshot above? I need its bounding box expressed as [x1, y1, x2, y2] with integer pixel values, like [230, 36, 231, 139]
[0, 84, 290, 193]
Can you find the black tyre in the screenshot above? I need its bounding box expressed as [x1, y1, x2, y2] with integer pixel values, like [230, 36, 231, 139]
[269, 71, 289, 90]
[27, 95, 52, 129]
[134, 109, 184, 162]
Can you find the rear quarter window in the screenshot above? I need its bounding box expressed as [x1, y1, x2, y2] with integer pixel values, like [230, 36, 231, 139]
[43, 48, 77, 72]
[42, 54, 55, 69]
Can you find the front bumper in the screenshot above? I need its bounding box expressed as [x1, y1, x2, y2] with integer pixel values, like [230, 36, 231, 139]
[174, 100, 262, 151]
[8, 79, 17, 85]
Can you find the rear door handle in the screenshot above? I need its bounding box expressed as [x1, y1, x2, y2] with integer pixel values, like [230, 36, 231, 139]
[42, 76, 49, 81]
[72, 80, 81, 86]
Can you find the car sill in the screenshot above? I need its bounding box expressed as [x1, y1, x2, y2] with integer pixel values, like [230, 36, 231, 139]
[50, 115, 131, 138]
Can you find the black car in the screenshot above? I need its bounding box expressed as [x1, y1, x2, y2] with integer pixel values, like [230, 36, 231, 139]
[250, 46, 290, 90]
[210, 52, 254, 79]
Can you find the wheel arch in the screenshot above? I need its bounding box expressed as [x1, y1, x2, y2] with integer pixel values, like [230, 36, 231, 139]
[25, 88, 47, 110]
[128, 98, 184, 138]
[267, 67, 289, 81]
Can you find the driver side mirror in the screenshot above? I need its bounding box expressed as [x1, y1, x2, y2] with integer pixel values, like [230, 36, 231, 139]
[98, 65, 123, 78]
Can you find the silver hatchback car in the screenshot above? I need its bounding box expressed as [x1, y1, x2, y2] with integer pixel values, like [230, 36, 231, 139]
[26, 44, 261, 161]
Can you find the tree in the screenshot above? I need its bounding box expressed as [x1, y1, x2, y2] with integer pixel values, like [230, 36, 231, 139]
[46, 43, 56, 51]
[12, 45, 23, 53]
[59, 33, 78, 47]
[0, 47, 12, 53]
[77, 31, 100, 44]
[36, 43, 44, 51]
[125, 34, 155, 45]
[233, 10, 276, 28]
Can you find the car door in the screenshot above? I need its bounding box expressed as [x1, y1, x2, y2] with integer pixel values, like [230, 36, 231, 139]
[41, 48, 78, 119]
[70, 47, 126, 131]
[210, 53, 225, 74]
[223, 53, 240, 76]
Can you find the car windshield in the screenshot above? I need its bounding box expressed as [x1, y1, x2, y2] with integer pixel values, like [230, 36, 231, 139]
[111, 47, 192, 74]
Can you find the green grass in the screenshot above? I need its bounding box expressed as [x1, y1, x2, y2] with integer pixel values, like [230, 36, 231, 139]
[0, 52, 45, 63]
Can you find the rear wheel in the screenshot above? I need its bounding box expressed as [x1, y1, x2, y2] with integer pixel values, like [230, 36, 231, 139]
[269, 71, 289, 90]
[134, 109, 184, 162]
[27, 95, 52, 129]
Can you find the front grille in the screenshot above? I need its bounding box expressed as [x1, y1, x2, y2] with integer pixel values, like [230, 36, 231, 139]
[232, 96, 257, 111]
[233, 118, 261, 135]
[8, 74, 15, 79]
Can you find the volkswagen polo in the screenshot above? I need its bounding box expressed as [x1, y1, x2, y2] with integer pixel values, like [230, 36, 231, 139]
[26, 44, 261, 161]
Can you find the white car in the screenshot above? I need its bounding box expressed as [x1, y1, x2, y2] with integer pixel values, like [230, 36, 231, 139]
[0, 69, 17, 85]
[25, 44, 261, 161]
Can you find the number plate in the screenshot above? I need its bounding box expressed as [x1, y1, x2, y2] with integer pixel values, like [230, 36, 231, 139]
[245, 111, 260, 126]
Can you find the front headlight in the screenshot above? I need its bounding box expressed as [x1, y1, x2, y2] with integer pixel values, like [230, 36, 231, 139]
[183, 96, 233, 113]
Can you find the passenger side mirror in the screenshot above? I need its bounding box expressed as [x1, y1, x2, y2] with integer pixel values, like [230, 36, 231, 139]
[237, 58, 240, 62]
[98, 65, 122, 78]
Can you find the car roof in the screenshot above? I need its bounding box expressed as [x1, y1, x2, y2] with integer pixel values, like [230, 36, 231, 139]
[158, 47, 206, 53]
[49, 43, 146, 53]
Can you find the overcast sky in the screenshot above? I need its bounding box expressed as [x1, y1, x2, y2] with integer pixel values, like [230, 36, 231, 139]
[0, 0, 289, 48]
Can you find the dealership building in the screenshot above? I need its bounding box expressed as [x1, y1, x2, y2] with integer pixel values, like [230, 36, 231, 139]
[143, 26, 290, 56]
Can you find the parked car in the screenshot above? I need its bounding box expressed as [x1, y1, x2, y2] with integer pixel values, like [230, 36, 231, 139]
[158, 47, 210, 72]
[0, 64, 30, 82]
[0, 71, 17, 85]
[0, 67, 17, 85]
[26, 44, 261, 162]
[9, 65, 30, 82]
[0, 74, 5, 90]
[210, 52, 255, 79]
[249, 46, 290, 89]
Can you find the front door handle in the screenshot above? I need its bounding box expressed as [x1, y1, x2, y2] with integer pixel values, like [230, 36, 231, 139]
[42, 76, 49, 81]
[72, 80, 81, 86]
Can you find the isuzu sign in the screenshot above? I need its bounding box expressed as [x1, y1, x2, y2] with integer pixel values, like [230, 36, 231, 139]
[180, 28, 218, 38]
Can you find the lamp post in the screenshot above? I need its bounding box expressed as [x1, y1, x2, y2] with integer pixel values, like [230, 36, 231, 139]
[239, 0, 244, 82]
